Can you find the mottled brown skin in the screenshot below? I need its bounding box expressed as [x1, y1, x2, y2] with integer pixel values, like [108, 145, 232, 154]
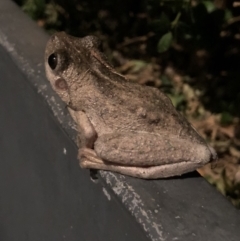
[45, 32, 217, 179]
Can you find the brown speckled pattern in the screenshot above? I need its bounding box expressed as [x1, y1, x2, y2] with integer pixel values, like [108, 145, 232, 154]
[45, 32, 217, 179]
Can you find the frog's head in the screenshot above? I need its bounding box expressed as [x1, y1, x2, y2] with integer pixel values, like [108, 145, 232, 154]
[45, 32, 114, 107]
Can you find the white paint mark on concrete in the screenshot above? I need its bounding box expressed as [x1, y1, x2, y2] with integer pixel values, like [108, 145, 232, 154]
[101, 171, 165, 241]
[102, 187, 111, 201]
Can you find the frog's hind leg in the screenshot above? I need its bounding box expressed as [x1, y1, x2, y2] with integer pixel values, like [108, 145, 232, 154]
[80, 154, 189, 179]
[79, 147, 187, 179]
[79, 147, 105, 165]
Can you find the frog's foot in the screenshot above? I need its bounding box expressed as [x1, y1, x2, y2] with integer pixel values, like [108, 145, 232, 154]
[79, 148, 188, 179]
[79, 156, 195, 179]
[78, 146, 211, 179]
[78, 147, 105, 167]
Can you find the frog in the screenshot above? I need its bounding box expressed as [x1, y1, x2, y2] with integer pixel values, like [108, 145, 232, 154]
[45, 32, 217, 179]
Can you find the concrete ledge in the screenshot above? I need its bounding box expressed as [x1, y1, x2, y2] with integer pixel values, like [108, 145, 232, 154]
[0, 0, 239, 240]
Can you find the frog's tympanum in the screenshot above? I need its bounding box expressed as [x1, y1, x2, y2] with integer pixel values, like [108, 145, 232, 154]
[45, 32, 217, 179]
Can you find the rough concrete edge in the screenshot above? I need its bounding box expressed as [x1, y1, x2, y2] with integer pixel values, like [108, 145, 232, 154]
[0, 30, 167, 240]
[0, 29, 77, 137]
[101, 172, 165, 241]
[0, 1, 166, 240]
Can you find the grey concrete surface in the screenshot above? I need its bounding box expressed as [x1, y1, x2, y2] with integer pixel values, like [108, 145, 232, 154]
[0, 44, 148, 241]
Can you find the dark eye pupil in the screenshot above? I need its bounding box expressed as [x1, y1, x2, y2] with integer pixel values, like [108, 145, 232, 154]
[48, 53, 57, 70]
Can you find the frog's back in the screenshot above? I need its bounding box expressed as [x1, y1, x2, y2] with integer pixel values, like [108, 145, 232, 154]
[86, 77, 205, 145]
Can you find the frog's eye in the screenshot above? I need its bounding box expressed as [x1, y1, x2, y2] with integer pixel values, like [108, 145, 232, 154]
[55, 78, 68, 90]
[48, 53, 58, 70]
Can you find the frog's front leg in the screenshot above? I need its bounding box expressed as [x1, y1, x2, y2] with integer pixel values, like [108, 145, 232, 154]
[69, 109, 109, 171]
[68, 109, 97, 149]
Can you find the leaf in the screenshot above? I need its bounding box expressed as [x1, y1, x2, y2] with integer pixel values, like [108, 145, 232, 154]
[130, 60, 147, 73]
[220, 112, 233, 125]
[225, 9, 233, 22]
[171, 12, 181, 28]
[22, 0, 45, 19]
[168, 94, 185, 108]
[157, 32, 173, 53]
[202, 1, 216, 13]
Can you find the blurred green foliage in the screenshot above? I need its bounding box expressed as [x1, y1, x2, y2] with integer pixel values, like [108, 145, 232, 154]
[15, 0, 240, 117]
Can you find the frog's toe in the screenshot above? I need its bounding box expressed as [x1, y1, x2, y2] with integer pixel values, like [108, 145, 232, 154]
[79, 148, 106, 169]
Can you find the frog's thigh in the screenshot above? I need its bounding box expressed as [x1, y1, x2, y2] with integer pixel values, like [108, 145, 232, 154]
[94, 132, 158, 166]
[79, 146, 200, 179]
[94, 132, 211, 166]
